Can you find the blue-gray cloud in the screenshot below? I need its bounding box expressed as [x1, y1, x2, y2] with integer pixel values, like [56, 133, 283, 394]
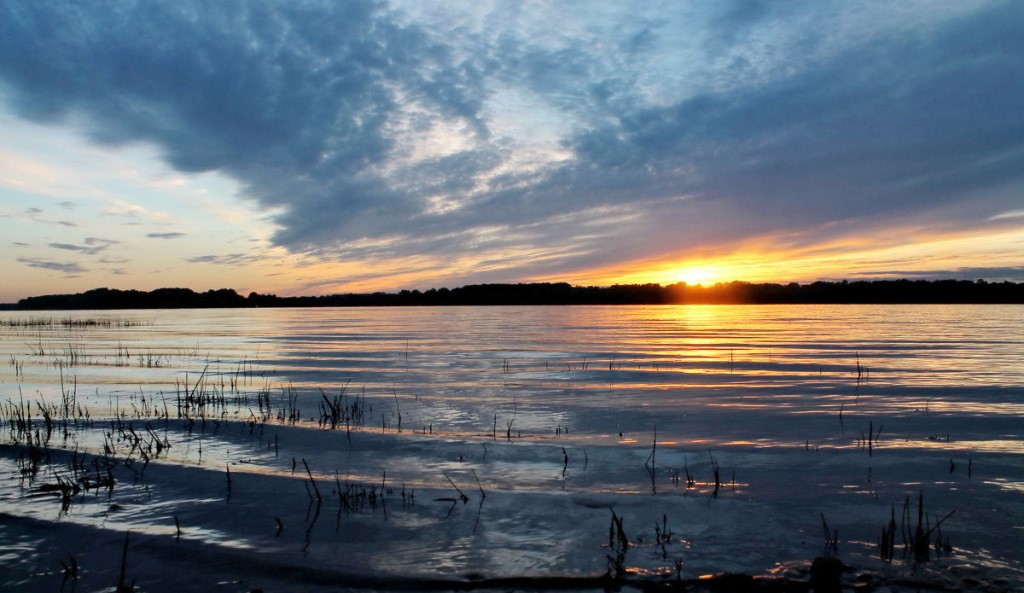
[185, 253, 262, 266]
[1, 1, 1022, 282]
[48, 238, 118, 255]
[850, 267, 1024, 283]
[48, 243, 81, 252]
[17, 257, 86, 274]
[147, 232, 187, 240]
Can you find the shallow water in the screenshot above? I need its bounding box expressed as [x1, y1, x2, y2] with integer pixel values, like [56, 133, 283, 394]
[1, 305, 1022, 591]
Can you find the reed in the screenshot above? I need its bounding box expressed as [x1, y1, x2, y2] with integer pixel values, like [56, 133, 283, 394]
[654, 513, 674, 560]
[709, 451, 720, 498]
[820, 513, 839, 557]
[858, 421, 883, 456]
[8, 355, 24, 379]
[115, 531, 134, 593]
[393, 390, 402, 433]
[302, 458, 322, 502]
[879, 505, 896, 562]
[60, 553, 80, 589]
[472, 469, 486, 500]
[443, 471, 470, 504]
[606, 510, 629, 580]
[644, 427, 657, 494]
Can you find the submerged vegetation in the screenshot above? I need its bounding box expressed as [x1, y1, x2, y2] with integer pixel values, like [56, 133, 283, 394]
[11, 278, 1024, 310]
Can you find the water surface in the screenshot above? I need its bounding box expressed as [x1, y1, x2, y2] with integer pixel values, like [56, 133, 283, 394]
[1, 305, 1021, 591]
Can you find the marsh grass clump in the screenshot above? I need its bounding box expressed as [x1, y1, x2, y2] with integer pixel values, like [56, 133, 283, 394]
[878, 491, 954, 564]
[2, 395, 38, 446]
[137, 351, 162, 368]
[906, 491, 954, 563]
[108, 418, 170, 472]
[3, 386, 94, 488]
[17, 444, 120, 519]
[35, 472, 80, 514]
[175, 367, 228, 420]
[0, 317, 145, 329]
[113, 344, 131, 367]
[332, 472, 396, 514]
[317, 382, 366, 433]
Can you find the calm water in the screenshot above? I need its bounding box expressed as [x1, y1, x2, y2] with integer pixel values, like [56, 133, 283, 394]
[1, 305, 1022, 591]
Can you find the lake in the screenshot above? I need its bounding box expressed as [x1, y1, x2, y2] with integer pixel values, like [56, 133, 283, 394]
[1, 305, 1022, 591]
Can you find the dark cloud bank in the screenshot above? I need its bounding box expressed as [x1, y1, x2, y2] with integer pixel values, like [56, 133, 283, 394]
[2, 1, 1022, 281]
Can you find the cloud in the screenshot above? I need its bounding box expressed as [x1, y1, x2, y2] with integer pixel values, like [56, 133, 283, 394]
[185, 253, 261, 266]
[47, 237, 118, 255]
[102, 199, 169, 220]
[21, 204, 79, 227]
[147, 232, 187, 239]
[48, 242, 82, 252]
[17, 257, 86, 274]
[1, 1, 1022, 283]
[850, 267, 1024, 283]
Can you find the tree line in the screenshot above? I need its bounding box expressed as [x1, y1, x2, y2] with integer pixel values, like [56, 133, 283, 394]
[11, 279, 1024, 310]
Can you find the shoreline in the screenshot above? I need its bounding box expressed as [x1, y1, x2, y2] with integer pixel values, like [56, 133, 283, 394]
[8, 280, 1024, 310]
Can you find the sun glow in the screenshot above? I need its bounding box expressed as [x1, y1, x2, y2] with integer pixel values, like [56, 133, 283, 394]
[672, 267, 719, 286]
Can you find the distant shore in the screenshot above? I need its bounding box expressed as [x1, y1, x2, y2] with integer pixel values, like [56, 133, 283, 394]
[6, 279, 1024, 310]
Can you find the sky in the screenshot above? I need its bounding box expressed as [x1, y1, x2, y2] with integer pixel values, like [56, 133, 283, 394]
[1, 0, 1023, 303]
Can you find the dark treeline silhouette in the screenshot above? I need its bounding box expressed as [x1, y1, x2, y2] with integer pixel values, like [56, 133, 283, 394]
[16, 287, 250, 310]
[11, 279, 1024, 310]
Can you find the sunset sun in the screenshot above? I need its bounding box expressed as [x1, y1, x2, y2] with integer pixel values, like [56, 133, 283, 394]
[674, 267, 719, 286]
